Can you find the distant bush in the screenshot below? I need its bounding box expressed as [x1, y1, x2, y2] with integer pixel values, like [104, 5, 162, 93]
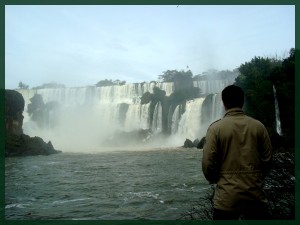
[95, 79, 126, 87]
[32, 82, 65, 89]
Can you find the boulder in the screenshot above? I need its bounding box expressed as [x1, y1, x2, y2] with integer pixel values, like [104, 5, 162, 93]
[5, 89, 61, 157]
[183, 138, 194, 148]
[193, 138, 200, 147]
[5, 90, 25, 135]
[5, 134, 61, 157]
[197, 137, 206, 149]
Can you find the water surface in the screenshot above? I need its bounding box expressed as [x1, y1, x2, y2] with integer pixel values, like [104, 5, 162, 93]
[5, 147, 209, 220]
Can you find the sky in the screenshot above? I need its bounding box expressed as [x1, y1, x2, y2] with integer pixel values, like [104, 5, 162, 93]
[5, 5, 295, 89]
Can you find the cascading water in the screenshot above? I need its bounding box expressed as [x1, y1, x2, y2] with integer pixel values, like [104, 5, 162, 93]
[273, 85, 282, 135]
[193, 79, 231, 94]
[175, 98, 205, 141]
[18, 80, 229, 150]
[152, 102, 162, 133]
[171, 104, 182, 134]
[173, 94, 224, 142]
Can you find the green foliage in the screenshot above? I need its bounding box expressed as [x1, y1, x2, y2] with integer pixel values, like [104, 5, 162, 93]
[18, 82, 29, 89]
[140, 87, 166, 105]
[234, 49, 295, 140]
[235, 57, 280, 129]
[96, 79, 113, 87]
[114, 79, 126, 85]
[168, 87, 200, 105]
[96, 79, 126, 87]
[158, 69, 195, 94]
[32, 82, 65, 89]
[270, 49, 295, 141]
[152, 86, 166, 101]
[193, 69, 239, 81]
[158, 69, 193, 82]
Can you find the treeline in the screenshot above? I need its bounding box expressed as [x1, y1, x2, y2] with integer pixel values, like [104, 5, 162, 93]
[234, 48, 295, 143]
[157, 69, 238, 82]
[17, 82, 66, 90]
[17, 69, 238, 89]
[18, 48, 295, 141]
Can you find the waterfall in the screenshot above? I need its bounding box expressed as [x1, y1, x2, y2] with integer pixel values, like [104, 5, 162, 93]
[273, 85, 282, 135]
[201, 93, 224, 127]
[140, 102, 151, 130]
[171, 104, 182, 134]
[193, 79, 230, 94]
[17, 80, 228, 150]
[176, 98, 205, 141]
[152, 102, 162, 133]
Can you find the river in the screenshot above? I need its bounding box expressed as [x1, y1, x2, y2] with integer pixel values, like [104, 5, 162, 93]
[5, 147, 209, 220]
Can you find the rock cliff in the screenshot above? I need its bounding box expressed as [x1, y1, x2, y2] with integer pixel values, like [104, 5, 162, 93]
[5, 90, 61, 157]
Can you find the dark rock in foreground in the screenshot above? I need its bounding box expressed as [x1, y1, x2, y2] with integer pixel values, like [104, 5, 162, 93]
[5, 134, 62, 157]
[197, 137, 206, 149]
[183, 139, 194, 148]
[5, 89, 61, 157]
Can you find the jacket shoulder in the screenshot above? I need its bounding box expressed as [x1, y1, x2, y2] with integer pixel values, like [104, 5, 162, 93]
[208, 119, 221, 128]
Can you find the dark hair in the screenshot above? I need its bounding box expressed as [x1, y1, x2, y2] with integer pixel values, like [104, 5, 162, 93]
[221, 85, 244, 109]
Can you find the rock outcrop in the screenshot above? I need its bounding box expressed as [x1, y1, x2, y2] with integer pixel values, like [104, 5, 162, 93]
[5, 89, 61, 157]
[183, 138, 204, 148]
[5, 134, 61, 157]
[197, 137, 206, 149]
[5, 90, 25, 135]
[183, 139, 194, 148]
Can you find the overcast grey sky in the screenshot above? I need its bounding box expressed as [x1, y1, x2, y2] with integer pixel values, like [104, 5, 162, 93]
[5, 5, 295, 89]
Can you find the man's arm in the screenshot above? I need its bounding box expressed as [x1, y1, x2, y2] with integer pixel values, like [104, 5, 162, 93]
[202, 126, 220, 183]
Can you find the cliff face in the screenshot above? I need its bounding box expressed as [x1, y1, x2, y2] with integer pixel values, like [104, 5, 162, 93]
[5, 90, 61, 157]
[5, 90, 25, 135]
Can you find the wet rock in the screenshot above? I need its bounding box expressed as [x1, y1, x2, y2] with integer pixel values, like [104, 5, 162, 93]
[183, 139, 194, 148]
[193, 138, 200, 147]
[5, 134, 61, 157]
[5, 89, 61, 157]
[197, 137, 206, 149]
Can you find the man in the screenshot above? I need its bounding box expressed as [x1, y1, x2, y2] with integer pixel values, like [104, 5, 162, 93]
[202, 85, 272, 220]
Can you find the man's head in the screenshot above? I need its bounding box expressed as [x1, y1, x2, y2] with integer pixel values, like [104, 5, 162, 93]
[221, 85, 244, 110]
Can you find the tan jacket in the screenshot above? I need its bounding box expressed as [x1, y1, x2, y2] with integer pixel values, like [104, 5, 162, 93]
[202, 108, 272, 211]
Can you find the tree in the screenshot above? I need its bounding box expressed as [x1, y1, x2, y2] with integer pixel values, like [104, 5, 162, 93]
[269, 48, 295, 141]
[95, 79, 126, 87]
[158, 69, 193, 82]
[32, 82, 65, 89]
[18, 82, 29, 89]
[234, 55, 290, 134]
[95, 79, 114, 87]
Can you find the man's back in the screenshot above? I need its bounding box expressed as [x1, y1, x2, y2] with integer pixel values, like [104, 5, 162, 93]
[202, 85, 272, 219]
[202, 107, 272, 211]
[213, 108, 271, 173]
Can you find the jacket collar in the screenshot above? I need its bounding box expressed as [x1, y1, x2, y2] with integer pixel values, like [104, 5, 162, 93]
[224, 107, 244, 117]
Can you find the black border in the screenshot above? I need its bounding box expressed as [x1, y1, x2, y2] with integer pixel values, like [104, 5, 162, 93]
[1, 1, 298, 225]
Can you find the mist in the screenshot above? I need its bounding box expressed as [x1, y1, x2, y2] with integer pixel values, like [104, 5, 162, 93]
[19, 80, 227, 153]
